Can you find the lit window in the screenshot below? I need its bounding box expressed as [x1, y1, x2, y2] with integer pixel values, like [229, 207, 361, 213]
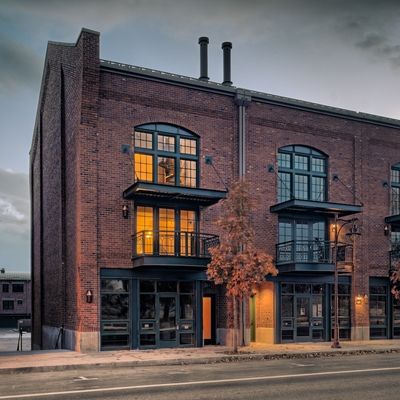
[134, 131, 153, 149]
[159, 208, 175, 255]
[158, 135, 175, 152]
[180, 159, 197, 187]
[157, 157, 175, 185]
[133, 124, 199, 187]
[136, 206, 154, 254]
[180, 138, 197, 155]
[134, 153, 153, 182]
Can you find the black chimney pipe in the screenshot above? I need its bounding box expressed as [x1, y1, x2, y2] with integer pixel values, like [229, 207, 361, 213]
[222, 42, 232, 86]
[198, 37, 209, 81]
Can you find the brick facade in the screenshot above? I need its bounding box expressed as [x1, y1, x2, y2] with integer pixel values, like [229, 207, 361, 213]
[31, 29, 400, 351]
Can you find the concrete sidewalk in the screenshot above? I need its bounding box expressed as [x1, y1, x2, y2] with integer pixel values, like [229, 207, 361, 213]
[1, 340, 400, 374]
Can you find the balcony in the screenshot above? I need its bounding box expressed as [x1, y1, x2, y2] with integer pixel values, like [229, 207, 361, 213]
[132, 230, 219, 268]
[390, 247, 400, 272]
[276, 240, 354, 273]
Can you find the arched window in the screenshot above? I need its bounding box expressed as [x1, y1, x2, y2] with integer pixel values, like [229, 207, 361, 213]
[277, 145, 327, 202]
[391, 163, 400, 216]
[133, 123, 198, 188]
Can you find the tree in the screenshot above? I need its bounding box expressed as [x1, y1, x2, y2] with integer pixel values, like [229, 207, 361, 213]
[390, 260, 400, 299]
[207, 180, 277, 352]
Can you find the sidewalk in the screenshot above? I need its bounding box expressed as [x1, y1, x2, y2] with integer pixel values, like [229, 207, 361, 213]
[1, 340, 400, 374]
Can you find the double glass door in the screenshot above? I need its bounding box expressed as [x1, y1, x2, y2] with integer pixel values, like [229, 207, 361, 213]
[281, 284, 325, 342]
[139, 280, 196, 348]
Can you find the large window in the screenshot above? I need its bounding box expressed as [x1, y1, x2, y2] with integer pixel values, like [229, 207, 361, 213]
[277, 145, 327, 202]
[391, 163, 400, 215]
[133, 124, 198, 188]
[277, 218, 327, 263]
[135, 206, 198, 256]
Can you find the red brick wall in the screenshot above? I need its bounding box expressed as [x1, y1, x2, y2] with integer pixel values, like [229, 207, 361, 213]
[31, 29, 400, 346]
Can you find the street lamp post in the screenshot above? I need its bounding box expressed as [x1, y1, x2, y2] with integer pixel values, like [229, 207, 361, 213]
[331, 214, 360, 349]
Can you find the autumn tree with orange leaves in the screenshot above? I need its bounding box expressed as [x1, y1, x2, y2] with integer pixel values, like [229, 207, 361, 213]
[207, 180, 277, 352]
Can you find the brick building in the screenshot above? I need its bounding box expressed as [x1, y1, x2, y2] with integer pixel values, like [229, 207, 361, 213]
[31, 28, 400, 351]
[0, 272, 31, 328]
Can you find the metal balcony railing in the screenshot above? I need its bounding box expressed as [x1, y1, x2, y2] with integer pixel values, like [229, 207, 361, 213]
[132, 230, 219, 258]
[276, 240, 353, 265]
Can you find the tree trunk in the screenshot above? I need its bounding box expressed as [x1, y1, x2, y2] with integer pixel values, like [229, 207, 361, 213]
[232, 296, 238, 353]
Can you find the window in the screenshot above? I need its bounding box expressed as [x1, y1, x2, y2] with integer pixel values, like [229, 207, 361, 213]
[277, 145, 327, 202]
[133, 124, 198, 187]
[391, 163, 400, 215]
[2, 284, 9, 293]
[3, 300, 14, 310]
[135, 206, 198, 256]
[277, 218, 327, 263]
[12, 284, 24, 293]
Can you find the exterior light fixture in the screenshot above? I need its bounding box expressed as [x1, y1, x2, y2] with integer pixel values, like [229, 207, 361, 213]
[122, 204, 129, 219]
[364, 294, 369, 304]
[356, 294, 363, 305]
[86, 290, 93, 303]
[384, 225, 390, 236]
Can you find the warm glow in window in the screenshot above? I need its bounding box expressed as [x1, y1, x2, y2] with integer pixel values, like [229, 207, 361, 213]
[180, 159, 197, 187]
[159, 208, 175, 255]
[134, 153, 153, 182]
[158, 135, 175, 152]
[134, 131, 153, 149]
[180, 210, 196, 256]
[157, 157, 175, 185]
[180, 138, 197, 155]
[136, 206, 153, 254]
[133, 124, 199, 187]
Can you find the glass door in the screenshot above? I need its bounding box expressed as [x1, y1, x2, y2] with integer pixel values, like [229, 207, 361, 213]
[159, 294, 177, 347]
[296, 296, 311, 340]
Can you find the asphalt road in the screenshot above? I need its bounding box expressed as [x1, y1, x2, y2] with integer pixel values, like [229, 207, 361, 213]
[0, 353, 399, 399]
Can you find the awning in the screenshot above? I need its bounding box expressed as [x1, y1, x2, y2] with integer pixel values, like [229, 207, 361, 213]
[270, 199, 362, 217]
[123, 182, 226, 207]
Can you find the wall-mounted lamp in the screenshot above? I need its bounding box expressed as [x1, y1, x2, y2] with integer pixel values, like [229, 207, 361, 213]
[267, 164, 275, 173]
[384, 225, 390, 236]
[122, 204, 129, 219]
[355, 293, 368, 305]
[332, 174, 339, 182]
[86, 290, 93, 304]
[383, 181, 389, 189]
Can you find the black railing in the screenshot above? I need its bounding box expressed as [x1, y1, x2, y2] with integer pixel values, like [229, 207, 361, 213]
[276, 240, 353, 265]
[390, 247, 400, 271]
[133, 230, 219, 258]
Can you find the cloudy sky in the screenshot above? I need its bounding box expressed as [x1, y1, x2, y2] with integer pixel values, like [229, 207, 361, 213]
[1, 0, 400, 272]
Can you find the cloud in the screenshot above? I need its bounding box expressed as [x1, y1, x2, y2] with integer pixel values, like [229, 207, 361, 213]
[0, 169, 29, 234]
[336, 4, 400, 69]
[0, 198, 25, 222]
[0, 34, 42, 91]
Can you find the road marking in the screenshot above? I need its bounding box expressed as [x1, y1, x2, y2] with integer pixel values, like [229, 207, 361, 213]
[1, 366, 400, 399]
[291, 363, 315, 367]
[72, 376, 99, 382]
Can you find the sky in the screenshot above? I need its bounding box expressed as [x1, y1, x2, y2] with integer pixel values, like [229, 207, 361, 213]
[1, 0, 400, 272]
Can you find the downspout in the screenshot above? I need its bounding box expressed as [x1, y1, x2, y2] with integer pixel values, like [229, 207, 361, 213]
[234, 90, 251, 346]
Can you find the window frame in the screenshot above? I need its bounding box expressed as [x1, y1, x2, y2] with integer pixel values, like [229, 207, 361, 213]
[133, 125, 199, 188]
[391, 163, 400, 215]
[277, 145, 327, 203]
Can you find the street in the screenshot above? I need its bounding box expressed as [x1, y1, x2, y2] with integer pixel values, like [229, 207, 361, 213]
[0, 353, 399, 399]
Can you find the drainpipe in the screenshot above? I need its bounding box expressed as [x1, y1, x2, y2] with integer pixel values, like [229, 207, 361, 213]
[234, 89, 251, 346]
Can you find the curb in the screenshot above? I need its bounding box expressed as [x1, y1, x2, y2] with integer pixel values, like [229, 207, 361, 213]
[1, 347, 400, 375]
